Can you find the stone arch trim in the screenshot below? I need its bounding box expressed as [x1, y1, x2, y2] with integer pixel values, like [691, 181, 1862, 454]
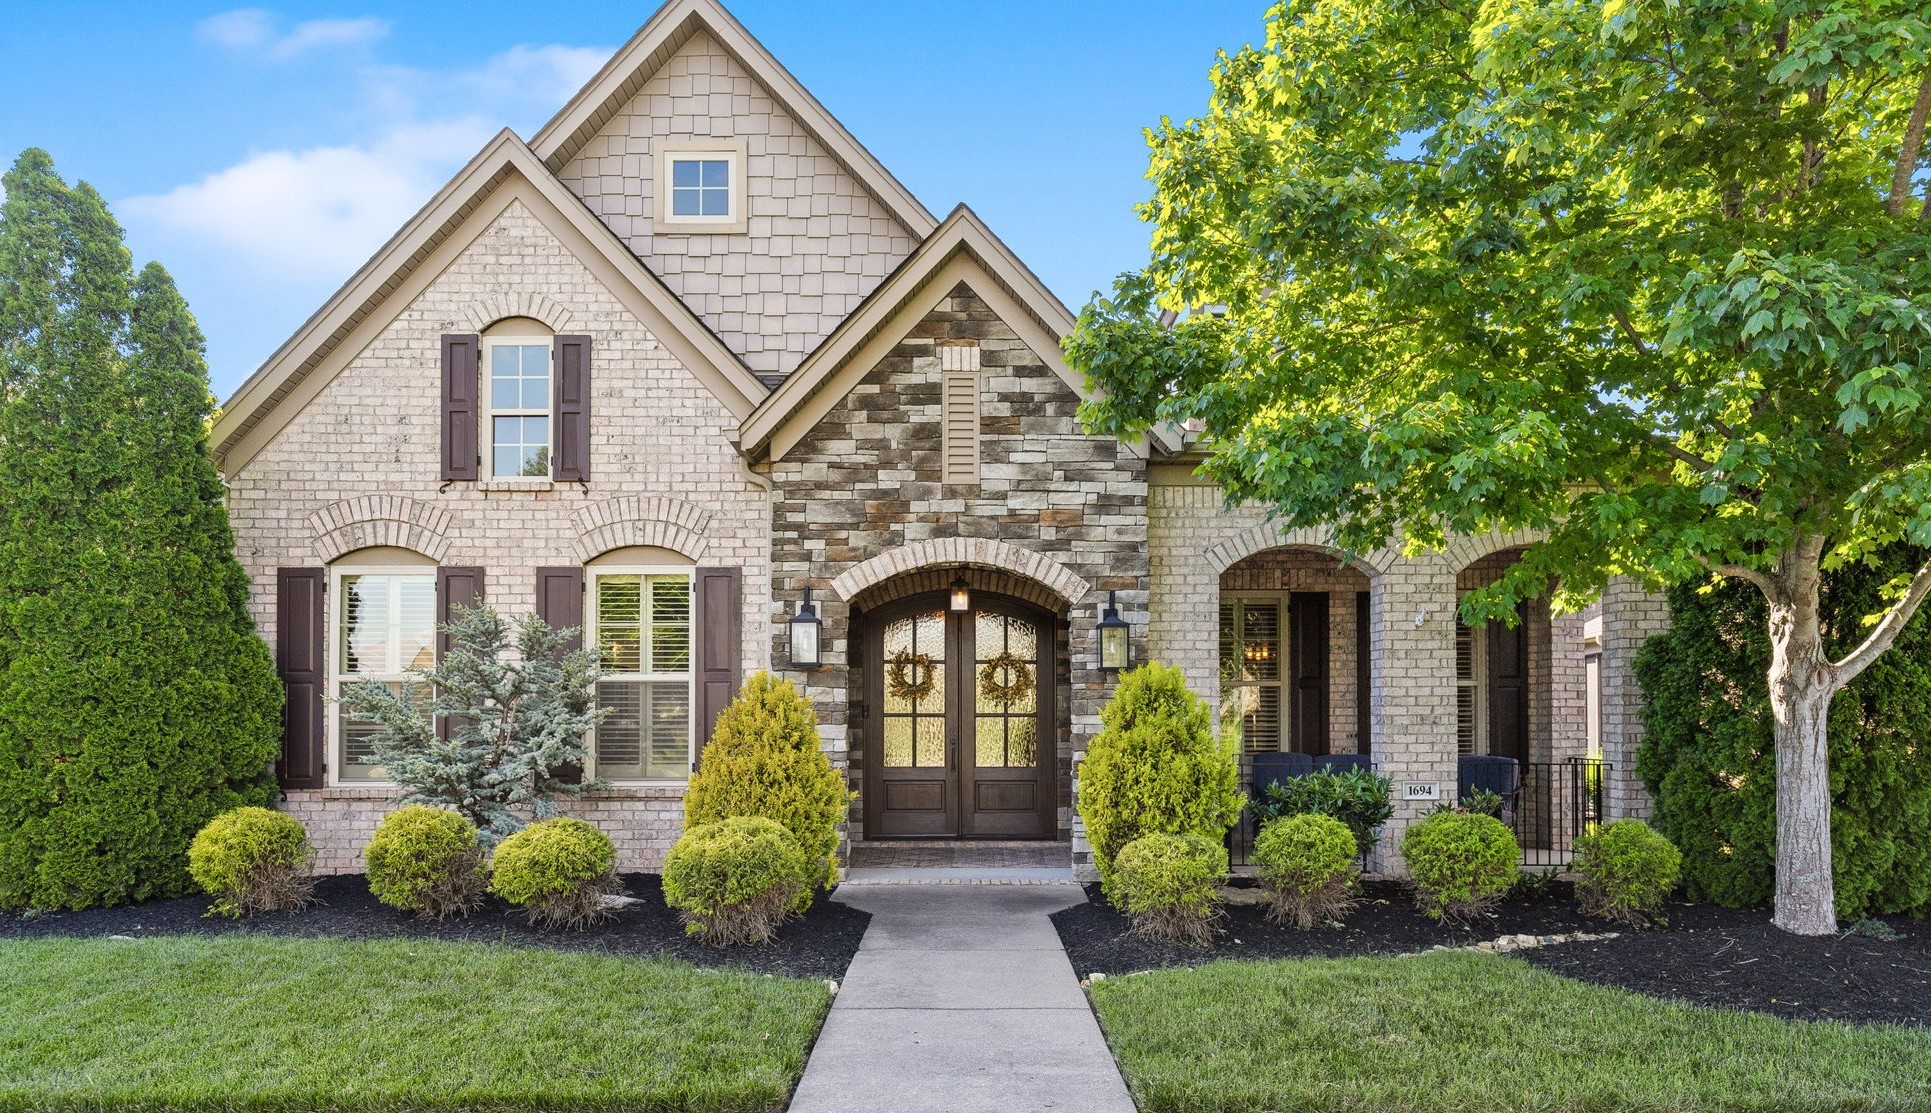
[849, 567, 1071, 615]
[571, 495, 713, 562]
[1206, 521, 1385, 578]
[309, 496, 454, 563]
[830, 538, 1092, 607]
[1443, 528, 1543, 573]
[459, 291, 578, 334]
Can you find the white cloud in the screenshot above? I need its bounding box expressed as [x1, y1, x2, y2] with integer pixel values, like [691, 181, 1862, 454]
[198, 9, 390, 62]
[123, 38, 609, 280]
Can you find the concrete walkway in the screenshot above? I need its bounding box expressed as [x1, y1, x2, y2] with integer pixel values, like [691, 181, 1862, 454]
[787, 882, 1136, 1113]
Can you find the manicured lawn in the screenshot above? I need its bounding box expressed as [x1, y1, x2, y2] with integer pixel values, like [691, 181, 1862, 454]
[0, 935, 830, 1113]
[1088, 951, 1931, 1113]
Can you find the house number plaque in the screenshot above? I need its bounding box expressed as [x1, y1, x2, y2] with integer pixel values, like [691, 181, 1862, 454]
[1403, 783, 1442, 802]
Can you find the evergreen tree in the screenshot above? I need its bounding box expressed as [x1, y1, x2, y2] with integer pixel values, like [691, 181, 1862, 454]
[338, 606, 606, 845]
[0, 149, 282, 911]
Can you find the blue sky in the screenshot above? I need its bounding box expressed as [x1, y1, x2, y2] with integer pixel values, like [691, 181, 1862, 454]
[0, 1, 1265, 399]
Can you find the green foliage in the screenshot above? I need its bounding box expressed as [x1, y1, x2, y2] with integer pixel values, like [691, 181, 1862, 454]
[488, 817, 621, 931]
[1077, 664, 1244, 901]
[1252, 813, 1359, 929]
[1637, 550, 1931, 919]
[363, 806, 487, 920]
[1110, 832, 1227, 945]
[662, 817, 810, 946]
[683, 672, 853, 904]
[1400, 811, 1520, 923]
[1571, 819, 1683, 927]
[1254, 768, 1394, 855]
[338, 606, 605, 847]
[0, 150, 282, 911]
[186, 807, 315, 919]
[1458, 789, 1505, 820]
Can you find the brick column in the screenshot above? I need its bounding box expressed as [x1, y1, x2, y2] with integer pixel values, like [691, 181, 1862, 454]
[1365, 558, 1460, 875]
[1599, 577, 1670, 821]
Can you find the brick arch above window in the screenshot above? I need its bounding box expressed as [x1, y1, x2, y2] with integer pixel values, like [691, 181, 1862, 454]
[1205, 522, 1390, 580]
[308, 496, 454, 564]
[829, 537, 1091, 608]
[1443, 528, 1546, 575]
[570, 495, 713, 563]
[457, 291, 579, 335]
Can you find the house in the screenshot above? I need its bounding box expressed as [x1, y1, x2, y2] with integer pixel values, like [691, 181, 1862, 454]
[213, 0, 1668, 878]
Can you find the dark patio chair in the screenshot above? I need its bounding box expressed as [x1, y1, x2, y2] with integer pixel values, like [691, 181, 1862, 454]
[1457, 754, 1520, 828]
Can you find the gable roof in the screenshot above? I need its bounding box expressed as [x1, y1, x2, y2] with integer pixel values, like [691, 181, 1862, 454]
[530, 0, 937, 241]
[740, 204, 1155, 461]
[212, 130, 769, 474]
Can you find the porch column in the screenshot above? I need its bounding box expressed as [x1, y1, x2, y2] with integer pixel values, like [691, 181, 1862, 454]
[1598, 577, 1670, 821]
[1365, 556, 1460, 875]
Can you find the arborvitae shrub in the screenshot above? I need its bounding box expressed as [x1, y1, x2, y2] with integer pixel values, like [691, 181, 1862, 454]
[1636, 548, 1931, 920]
[186, 808, 315, 919]
[662, 817, 811, 946]
[1400, 810, 1520, 923]
[489, 818, 620, 931]
[363, 806, 487, 919]
[1110, 832, 1227, 945]
[1253, 813, 1359, 929]
[1077, 663, 1243, 902]
[683, 672, 850, 904]
[1571, 819, 1681, 927]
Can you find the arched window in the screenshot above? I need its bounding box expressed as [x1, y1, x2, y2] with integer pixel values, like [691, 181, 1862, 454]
[483, 317, 553, 480]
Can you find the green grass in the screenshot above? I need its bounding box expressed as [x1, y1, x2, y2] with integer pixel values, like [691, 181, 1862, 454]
[0, 936, 830, 1113]
[1088, 952, 1931, 1113]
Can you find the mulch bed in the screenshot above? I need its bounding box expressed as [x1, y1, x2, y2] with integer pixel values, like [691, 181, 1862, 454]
[0, 873, 869, 980]
[1052, 880, 1931, 1027]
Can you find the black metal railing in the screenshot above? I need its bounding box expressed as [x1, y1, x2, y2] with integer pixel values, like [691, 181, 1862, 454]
[1227, 754, 1380, 868]
[1227, 755, 1608, 869]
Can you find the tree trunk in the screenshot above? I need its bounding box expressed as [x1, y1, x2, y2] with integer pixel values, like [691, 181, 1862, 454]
[1765, 540, 1839, 935]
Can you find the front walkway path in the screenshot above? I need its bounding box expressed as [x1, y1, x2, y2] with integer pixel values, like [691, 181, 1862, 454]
[787, 881, 1136, 1113]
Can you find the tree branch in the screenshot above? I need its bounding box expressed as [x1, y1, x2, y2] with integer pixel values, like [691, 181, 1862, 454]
[1611, 308, 1652, 355]
[1890, 72, 1931, 216]
[1655, 437, 1714, 474]
[1699, 557, 1775, 595]
[1831, 561, 1931, 684]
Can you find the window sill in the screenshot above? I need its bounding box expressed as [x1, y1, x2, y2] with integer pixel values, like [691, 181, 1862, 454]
[318, 785, 395, 800]
[581, 783, 689, 801]
[479, 478, 556, 493]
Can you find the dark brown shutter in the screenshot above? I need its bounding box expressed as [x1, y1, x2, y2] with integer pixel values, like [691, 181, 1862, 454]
[535, 567, 587, 784]
[1355, 591, 1372, 754]
[552, 335, 591, 482]
[694, 566, 742, 763]
[275, 568, 327, 789]
[441, 334, 480, 481]
[1487, 601, 1531, 764]
[1289, 592, 1330, 756]
[435, 567, 485, 741]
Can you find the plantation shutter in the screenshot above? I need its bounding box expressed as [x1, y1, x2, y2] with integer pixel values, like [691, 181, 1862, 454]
[435, 567, 484, 742]
[535, 567, 587, 784]
[1288, 592, 1330, 756]
[693, 566, 742, 763]
[440, 334, 480, 481]
[275, 568, 327, 790]
[552, 334, 591, 482]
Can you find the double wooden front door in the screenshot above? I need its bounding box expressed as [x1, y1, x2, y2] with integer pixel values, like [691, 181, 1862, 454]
[862, 594, 1055, 839]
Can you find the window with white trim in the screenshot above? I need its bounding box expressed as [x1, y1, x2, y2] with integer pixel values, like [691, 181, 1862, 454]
[1219, 597, 1283, 754]
[485, 338, 551, 479]
[590, 571, 694, 780]
[334, 571, 435, 781]
[1456, 617, 1487, 755]
[654, 142, 747, 232]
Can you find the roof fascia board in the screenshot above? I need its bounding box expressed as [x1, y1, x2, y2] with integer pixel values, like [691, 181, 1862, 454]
[529, 0, 936, 239]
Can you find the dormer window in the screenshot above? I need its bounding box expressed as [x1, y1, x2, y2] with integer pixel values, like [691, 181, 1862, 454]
[655, 140, 747, 233]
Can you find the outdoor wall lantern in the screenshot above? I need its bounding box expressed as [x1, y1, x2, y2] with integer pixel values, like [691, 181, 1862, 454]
[789, 587, 823, 670]
[950, 574, 971, 613]
[1098, 590, 1130, 673]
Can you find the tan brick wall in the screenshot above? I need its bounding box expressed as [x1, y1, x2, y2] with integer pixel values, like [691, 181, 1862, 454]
[556, 31, 920, 382]
[226, 198, 772, 874]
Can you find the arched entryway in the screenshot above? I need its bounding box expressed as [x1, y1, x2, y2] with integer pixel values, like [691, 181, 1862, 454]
[855, 590, 1060, 840]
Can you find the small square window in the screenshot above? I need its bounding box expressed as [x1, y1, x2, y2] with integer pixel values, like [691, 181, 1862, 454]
[671, 159, 731, 217]
[656, 142, 746, 232]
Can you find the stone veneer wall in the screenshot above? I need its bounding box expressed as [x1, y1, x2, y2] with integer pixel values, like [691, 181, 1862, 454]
[765, 282, 1149, 864]
[225, 198, 771, 874]
[556, 30, 920, 381]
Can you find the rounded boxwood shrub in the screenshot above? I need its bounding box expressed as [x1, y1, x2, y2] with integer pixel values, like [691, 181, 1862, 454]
[663, 816, 811, 946]
[1400, 810, 1520, 923]
[1254, 813, 1359, 929]
[1110, 832, 1228, 945]
[488, 817, 620, 931]
[364, 805, 487, 920]
[186, 807, 316, 919]
[1077, 664, 1243, 903]
[683, 672, 851, 906]
[1571, 819, 1682, 926]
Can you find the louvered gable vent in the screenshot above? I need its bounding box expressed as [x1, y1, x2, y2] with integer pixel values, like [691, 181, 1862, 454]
[939, 342, 981, 485]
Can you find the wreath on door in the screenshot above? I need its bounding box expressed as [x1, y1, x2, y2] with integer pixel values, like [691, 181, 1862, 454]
[886, 650, 938, 703]
[978, 651, 1034, 706]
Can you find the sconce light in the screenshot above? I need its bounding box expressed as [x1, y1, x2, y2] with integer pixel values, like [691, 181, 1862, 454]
[950, 574, 971, 613]
[1098, 590, 1130, 673]
[789, 587, 823, 670]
